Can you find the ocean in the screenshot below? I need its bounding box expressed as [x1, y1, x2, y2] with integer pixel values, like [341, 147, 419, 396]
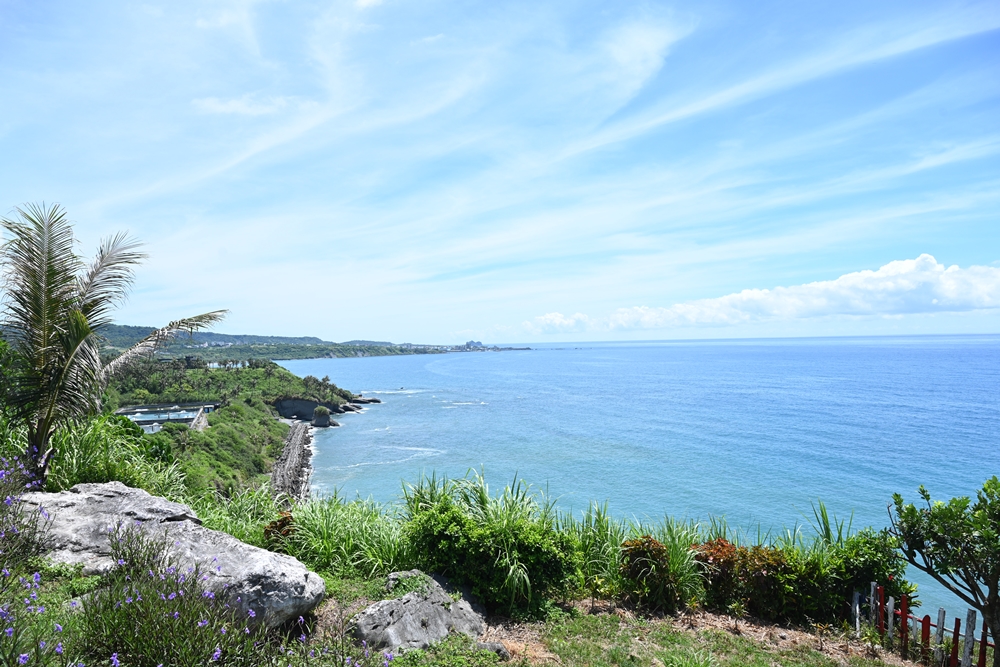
[278, 335, 999, 614]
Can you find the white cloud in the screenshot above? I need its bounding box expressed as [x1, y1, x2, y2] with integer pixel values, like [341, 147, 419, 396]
[192, 95, 306, 116]
[525, 312, 592, 334]
[356, 0, 383, 7]
[526, 255, 1000, 333]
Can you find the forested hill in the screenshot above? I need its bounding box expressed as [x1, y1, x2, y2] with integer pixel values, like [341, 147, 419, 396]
[101, 324, 448, 361]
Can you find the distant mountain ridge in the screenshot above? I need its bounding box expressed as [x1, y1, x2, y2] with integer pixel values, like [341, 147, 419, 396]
[99, 324, 448, 362]
[101, 324, 332, 349]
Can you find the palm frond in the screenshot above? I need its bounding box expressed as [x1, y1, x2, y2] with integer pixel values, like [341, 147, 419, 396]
[102, 310, 228, 379]
[77, 232, 146, 330]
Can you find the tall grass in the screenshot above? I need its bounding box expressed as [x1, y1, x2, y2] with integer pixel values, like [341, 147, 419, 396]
[192, 484, 284, 548]
[46, 415, 187, 500]
[282, 491, 413, 577]
[559, 502, 627, 596]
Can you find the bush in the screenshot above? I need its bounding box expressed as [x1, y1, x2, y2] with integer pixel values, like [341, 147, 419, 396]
[77, 523, 260, 667]
[0, 457, 70, 666]
[735, 545, 793, 621]
[837, 528, 912, 601]
[620, 535, 679, 611]
[695, 538, 739, 610]
[405, 473, 579, 615]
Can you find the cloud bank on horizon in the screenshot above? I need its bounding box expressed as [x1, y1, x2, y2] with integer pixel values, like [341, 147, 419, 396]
[1, 0, 999, 343]
[526, 255, 1000, 334]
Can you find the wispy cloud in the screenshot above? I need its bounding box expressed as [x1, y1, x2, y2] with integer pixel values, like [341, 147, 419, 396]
[192, 94, 311, 115]
[526, 256, 1000, 334]
[3, 0, 999, 341]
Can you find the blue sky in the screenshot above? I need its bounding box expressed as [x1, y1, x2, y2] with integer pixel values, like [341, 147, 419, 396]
[2, 0, 999, 343]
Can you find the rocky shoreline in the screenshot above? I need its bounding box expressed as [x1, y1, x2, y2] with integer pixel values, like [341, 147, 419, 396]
[271, 395, 381, 502]
[271, 421, 314, 503]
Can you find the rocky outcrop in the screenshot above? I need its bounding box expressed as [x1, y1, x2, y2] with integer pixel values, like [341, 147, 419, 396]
[352, 396, 382, 404]
[21, 482, 324, 629]
[190, 406, 209, 432]
[355, 570, 484, 652]
[273, 398, 345, 419]
[272, 422, 313, 503]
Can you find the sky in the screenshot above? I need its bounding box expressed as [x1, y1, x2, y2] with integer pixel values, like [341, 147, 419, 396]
[1, 0, 999, 344]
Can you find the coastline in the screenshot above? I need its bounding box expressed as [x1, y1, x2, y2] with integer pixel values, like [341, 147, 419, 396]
[271, 421, 314, 503]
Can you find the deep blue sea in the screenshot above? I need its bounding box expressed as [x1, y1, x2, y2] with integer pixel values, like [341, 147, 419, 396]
[279, 335, 1000, 614]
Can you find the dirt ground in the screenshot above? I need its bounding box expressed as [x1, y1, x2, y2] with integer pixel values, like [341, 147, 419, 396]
[313, 596, 921, 666]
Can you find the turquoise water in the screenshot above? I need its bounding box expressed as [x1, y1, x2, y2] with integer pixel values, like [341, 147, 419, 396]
[279, 335, 999, 613]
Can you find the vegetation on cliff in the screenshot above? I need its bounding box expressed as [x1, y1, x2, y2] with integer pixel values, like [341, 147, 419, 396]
[100, 323, 446, 362]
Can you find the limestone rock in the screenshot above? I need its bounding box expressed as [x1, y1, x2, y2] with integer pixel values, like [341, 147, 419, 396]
[477, 642, 511, 661]
[355, 570, 484, 651]
[22, 482, 324, 628]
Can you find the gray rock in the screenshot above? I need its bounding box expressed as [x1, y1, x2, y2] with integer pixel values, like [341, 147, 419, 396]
[477, 642, 511, 661]
[352, 396, 382, 404]
[21, 482, 324, 629]
[355, 570, 484, 651]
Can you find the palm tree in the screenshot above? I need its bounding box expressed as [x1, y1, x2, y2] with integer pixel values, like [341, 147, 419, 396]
[0, 203, 226, 479]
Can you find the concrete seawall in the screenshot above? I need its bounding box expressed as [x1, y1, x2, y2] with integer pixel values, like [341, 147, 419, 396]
[271, 422, 313, 504]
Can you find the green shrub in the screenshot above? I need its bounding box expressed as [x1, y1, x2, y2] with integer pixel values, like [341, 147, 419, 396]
[735, 545, 793, 621]
[0, 457, 71, 666]
[837, 528, 912, 601]
[405, 473, 579, 615]
[77, 523, 260, 667]
[620, 535, 678, 611]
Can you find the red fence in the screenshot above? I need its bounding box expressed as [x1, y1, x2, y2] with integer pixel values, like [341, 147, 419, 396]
[858, 583, 994, 666]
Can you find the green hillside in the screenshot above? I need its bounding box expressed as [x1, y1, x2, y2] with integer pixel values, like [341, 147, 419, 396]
[100, 324, 447, 361]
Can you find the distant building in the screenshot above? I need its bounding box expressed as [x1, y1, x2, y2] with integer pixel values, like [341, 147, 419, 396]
[116, 402, 219, 434]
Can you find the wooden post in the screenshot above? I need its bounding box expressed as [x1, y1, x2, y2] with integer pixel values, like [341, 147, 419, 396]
[979, 618, 989, 667]
[888, 597, 896, 644]
[962, 609, 977, 667]
[935, 608, 947, 665]
[870, 582, 877, 623]
[922, 615, 931, 663]
[951, 617, 962, 667]
[901, 595, 909, 658]
[853, 591, 861, 637]
[879, 586, 886, 636]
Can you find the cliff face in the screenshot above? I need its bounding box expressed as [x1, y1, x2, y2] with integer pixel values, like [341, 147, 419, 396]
[273, 398, 342, 419]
